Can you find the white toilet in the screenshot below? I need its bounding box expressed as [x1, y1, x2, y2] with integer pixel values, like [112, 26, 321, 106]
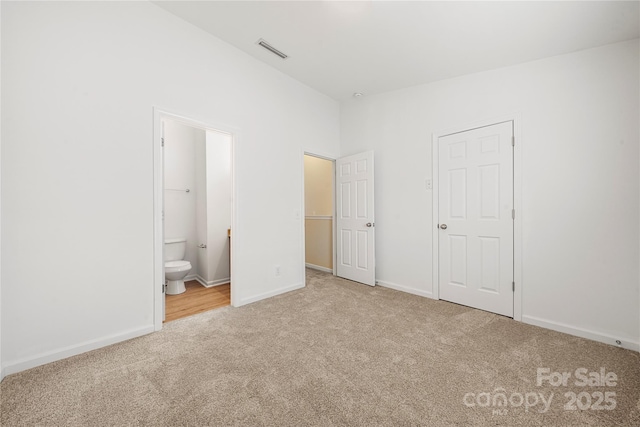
[164, 238, 192, 295]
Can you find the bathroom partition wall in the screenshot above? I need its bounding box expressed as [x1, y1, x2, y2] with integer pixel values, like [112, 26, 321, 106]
[194, 138, 208, 280]
[195, 130, 232, 286]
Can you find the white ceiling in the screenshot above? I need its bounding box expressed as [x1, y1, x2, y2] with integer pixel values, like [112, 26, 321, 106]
[153, 1, 640, 101]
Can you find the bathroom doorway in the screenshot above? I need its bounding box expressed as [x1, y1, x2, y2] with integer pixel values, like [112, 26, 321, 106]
[303, 154, 336, 277]
[153, 109, 236, 328]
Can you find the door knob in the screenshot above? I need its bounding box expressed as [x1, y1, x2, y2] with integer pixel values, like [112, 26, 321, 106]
[366, 222, 374, 227]
[440, 224, 448, 230]
[198, 244, 207, 248]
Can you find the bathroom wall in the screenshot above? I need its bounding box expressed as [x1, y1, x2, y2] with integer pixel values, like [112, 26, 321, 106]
[204, 130, 232, 285]
[163, 120, 203, 274]
[194, 133, 208, 281]
[304, 155, 333, 271]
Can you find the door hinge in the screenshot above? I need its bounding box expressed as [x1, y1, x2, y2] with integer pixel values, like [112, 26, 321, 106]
[512, 209, 515, 220]
[161, 137, 165, 147]
[511, 136, 515, 147]
[162, 283, 165, 293]
[162, 210, 164, 220]
[512, 281, 515, 291]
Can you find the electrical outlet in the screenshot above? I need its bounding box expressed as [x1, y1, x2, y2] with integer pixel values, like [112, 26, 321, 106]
[425, 179, 432, 190]
[275, 265, 281, 277]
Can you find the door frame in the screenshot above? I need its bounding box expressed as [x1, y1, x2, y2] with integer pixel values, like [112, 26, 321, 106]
[301, 150, 337, 283]
[431, 114, 523, 321]
[153, 107, 239, 330]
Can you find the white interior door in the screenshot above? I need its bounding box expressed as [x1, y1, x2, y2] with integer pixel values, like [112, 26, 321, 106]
[438, 122, 514, 317]
[336, 151, 375, 286]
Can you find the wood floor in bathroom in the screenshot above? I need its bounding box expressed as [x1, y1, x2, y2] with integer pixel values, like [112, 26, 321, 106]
[164, 280, 231, 322]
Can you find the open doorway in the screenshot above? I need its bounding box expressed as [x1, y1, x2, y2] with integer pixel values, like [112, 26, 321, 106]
[302, 151, 377, 287]
[153, 109, 236, 329]
[303, 154, 335, 276]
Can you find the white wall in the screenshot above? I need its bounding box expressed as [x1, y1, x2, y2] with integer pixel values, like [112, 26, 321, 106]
[205, 130, 232, 284]
[163, 120, 202, 273]
[1, 1, 339, 374]
[194, 129, 208, 281]
[0, 1, 3, 382]
[341, 39, 640, 349]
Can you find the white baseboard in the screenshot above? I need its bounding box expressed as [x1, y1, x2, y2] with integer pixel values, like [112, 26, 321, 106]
[376, 280, 434, 299]
[189, 275, 230, 288]
[305, 263, 332, 274]
[238, 282, 304, 306]
[0, 366, 6, 383]
[522, 315, 640, 352]
[2, 325, 155, 377]
[184, 274, 203, 284]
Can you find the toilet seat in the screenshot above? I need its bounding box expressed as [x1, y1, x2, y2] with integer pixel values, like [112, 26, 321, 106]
[165, 260, 191, 271]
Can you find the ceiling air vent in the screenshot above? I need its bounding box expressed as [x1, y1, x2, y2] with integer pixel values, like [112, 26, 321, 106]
[256, 39, 288, 60]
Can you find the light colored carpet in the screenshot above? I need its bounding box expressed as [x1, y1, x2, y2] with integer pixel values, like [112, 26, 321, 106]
[2, 269, 639, 426]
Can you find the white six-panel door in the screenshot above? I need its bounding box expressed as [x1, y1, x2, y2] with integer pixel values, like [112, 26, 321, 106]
[336, 151, 375, 286]
[438, 122, 514, 317]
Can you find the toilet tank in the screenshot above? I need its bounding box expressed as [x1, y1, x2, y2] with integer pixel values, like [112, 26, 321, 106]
[164, 238, 187, 261]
